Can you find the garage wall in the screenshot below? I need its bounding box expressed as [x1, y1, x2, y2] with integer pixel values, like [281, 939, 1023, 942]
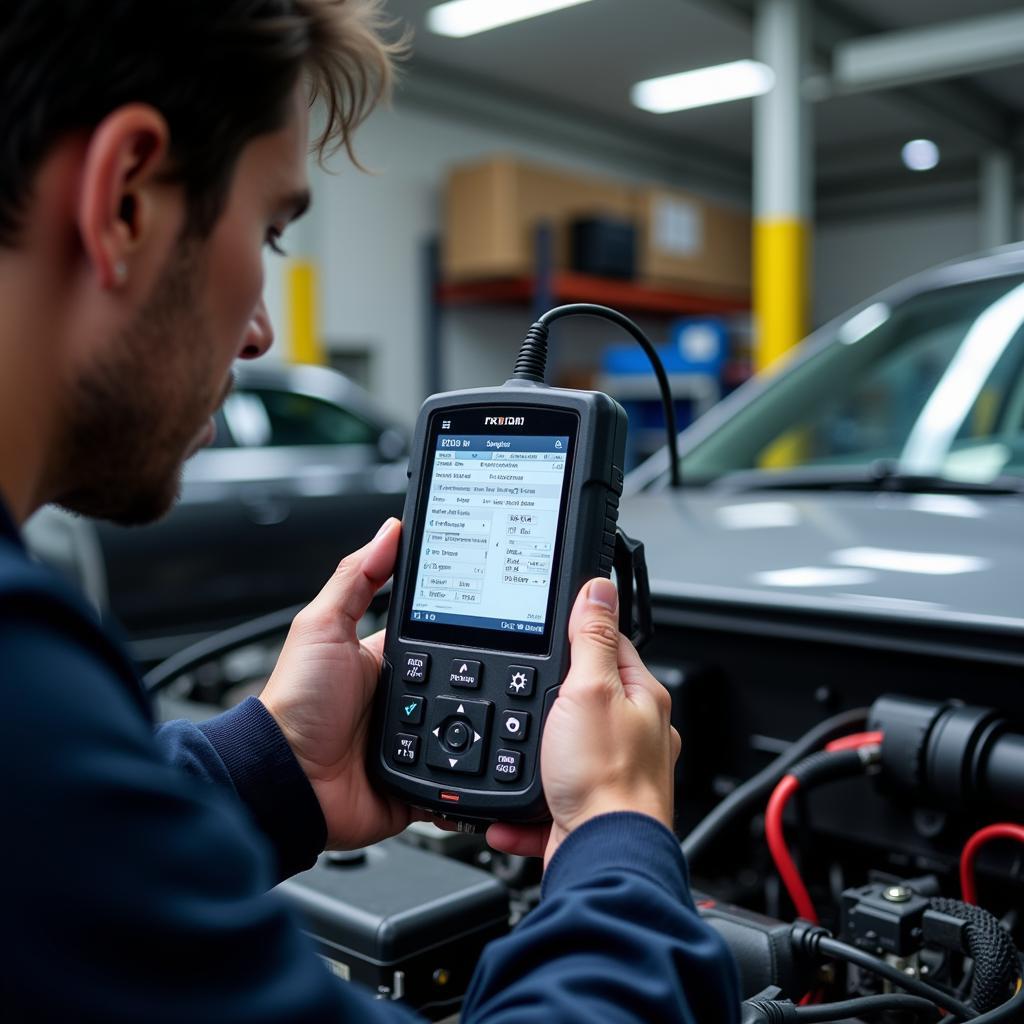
[812, 203, 1021, 326]
[267, 94, 1017, 424]
[270, 99, 747, 423]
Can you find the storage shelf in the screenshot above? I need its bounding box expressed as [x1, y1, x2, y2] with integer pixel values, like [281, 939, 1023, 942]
[437, 272, 749, 317]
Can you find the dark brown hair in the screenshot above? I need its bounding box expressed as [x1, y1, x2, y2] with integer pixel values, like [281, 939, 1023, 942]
[0, 0, 401, 244]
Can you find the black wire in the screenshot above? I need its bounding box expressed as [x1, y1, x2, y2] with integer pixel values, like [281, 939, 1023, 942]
[532, 304, 682, 488]
[142, 603, 304, 694]
[144, 586, 395, 695]
[793, 993, 940, 1022]
[681, 707, 869, 864]
[814, 936, 974, 1019]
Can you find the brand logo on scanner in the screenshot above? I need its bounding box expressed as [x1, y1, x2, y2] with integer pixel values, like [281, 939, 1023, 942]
[484, 416, 525, 426]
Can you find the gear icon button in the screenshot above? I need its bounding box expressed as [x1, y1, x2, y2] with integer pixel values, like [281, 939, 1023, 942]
[504, 665, 535, 698]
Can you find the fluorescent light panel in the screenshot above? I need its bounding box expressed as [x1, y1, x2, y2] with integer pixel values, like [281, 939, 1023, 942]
[427, 0, 595, 38]
[632, 60, 774, 114]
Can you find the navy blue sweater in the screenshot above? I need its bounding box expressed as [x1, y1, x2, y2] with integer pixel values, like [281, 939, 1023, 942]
[1, 500, 739, 1022]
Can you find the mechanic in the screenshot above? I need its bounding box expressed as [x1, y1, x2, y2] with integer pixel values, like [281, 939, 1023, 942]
[0, 2, 739, 1020]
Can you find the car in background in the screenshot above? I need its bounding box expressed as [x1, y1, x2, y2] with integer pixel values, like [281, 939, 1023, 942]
[27, 362, 408, 665]
[616, 244, 1024, 877]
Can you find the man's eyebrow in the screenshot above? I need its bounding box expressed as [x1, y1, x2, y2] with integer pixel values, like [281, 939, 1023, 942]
[282, 189, 312, 222]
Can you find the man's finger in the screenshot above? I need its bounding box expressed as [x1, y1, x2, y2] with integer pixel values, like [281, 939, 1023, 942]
[563, 578, 621, 695]
[486, 822, 549, 859]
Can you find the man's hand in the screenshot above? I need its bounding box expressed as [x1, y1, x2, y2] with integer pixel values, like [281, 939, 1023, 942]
[487, 577, 680, 866]
[260, 518, 418, 850]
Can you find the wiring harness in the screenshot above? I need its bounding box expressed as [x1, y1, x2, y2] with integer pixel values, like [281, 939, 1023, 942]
[684, 710, 1024, 1024]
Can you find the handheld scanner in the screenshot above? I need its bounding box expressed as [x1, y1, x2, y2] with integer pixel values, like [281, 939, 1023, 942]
[369, 381, 627, 825]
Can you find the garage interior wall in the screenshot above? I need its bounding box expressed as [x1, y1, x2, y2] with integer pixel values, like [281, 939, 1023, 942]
[264, 94, 1022, 425]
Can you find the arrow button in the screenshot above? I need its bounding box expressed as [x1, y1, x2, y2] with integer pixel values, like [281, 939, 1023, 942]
[449, 659, 482, 689]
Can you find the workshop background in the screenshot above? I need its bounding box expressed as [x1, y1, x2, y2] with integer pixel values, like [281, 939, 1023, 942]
[21, 3, 1024, 1018]
[263, 0, 1023, 434]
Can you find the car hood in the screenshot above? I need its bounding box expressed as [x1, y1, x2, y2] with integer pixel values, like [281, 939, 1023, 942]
[619, 489, 1024, 634]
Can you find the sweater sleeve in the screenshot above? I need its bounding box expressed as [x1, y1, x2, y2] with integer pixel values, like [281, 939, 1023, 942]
[0, 613, 421, 1024]
[460, 812, 741, 1024]
[155, 697, 327, 880]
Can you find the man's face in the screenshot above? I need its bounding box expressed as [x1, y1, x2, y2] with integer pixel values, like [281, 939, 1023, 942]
[55, 88, 311, 525]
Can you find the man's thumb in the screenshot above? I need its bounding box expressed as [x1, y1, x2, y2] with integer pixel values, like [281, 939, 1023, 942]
[565, 578, 622, 686]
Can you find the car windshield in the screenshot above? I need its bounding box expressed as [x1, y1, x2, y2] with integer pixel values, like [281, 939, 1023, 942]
[673, 273, 1024, 488]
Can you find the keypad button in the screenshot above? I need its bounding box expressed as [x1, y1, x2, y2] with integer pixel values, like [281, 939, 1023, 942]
[449, 659, 482, 689]
[392, 733, 419, 766]
[444, 720, 470, 751]
[500, 709, 530, 742]
[505, 665, 535, 698]
[399, 695, 424, 726]
[402, 652, 430, 684]
[426, 696, 492, 775]
[493, 749, 522, 783]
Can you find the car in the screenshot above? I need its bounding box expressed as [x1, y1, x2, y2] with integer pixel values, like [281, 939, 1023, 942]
[26, 362, 409, 665]
[616, 244, 1024, 916]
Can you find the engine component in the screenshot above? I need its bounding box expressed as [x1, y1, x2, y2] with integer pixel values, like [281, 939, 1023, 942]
[869, 696, 1024, 813]
[277, 839, 509, 1018]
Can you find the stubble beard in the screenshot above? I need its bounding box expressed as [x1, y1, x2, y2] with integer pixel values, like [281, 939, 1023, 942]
[55, 240, 219, 526]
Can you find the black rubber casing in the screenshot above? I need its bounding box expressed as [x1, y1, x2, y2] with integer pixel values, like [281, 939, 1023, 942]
[369, 381, 626, 824]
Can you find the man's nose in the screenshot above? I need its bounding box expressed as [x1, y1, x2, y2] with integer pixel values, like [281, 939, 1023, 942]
[239, 299, 274, 359]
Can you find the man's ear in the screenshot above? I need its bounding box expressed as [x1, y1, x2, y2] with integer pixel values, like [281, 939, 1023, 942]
[76, 104, 174, 290]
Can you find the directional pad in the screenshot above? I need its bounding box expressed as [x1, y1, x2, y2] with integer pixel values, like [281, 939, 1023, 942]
[426, 695, 492, 775]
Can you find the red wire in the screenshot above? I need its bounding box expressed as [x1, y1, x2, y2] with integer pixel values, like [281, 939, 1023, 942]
[825, 730, 884, 753]
[766, 773, 819, 924]
[960, 823, 1024, 905]
[765, 732, 884, 926]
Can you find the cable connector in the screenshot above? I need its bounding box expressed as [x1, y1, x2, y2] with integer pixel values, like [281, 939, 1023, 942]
[741, 988, 794, 1024]
[511, 321, 549, 383]
[510, 303, 682, 487]
[741, 997, 797, 1023]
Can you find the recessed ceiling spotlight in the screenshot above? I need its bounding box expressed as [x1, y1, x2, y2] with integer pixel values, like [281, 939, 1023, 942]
[427, 0, 595, 39]
[901, 139, 940, 172]
[632, 60, 775, 114]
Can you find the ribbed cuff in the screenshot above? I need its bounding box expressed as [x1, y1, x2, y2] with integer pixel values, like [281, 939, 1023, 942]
[542, 811, 694, 909]
[199, 696, 326, 880]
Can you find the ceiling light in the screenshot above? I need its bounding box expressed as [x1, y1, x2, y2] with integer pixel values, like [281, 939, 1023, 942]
[901, 138, 940, 171]
[632, 60, 775, 114]
[427, 0, 595, 38]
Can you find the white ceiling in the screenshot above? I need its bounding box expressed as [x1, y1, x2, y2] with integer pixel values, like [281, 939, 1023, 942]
[383, 0, 1024, 211]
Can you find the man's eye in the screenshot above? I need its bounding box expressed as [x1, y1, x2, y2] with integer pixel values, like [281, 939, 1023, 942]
[265, 228, 287, 256]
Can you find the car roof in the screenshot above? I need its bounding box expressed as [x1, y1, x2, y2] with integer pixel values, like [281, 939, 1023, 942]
[231, 362, 397, 431]
[625, 242, 1024, 493]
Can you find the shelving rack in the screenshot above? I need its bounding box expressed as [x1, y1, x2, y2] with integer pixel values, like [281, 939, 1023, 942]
[423, 223, 750, 398]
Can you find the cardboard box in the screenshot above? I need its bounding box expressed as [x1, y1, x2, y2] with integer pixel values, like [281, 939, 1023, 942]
[443, 156, 751, 298]
[637, 187, 750, 296]
[443, 156, 635, 280]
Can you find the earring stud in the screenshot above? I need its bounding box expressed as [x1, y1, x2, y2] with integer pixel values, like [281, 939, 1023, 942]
[113, 260, 128, 286]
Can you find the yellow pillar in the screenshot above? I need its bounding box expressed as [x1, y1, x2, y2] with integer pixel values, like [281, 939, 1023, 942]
[754, 0, 811, 466]
[285, 259, 325, 365]
[753, 218, 808, 374]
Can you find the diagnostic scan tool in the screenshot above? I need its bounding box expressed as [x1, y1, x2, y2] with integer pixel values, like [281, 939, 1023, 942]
[370, 305, 673, 826]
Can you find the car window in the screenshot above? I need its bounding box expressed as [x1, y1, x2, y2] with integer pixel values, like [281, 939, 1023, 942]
[676, 275, 1024, 484]
[206, 408, 235, 449]
[223, 388, 380, 448]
